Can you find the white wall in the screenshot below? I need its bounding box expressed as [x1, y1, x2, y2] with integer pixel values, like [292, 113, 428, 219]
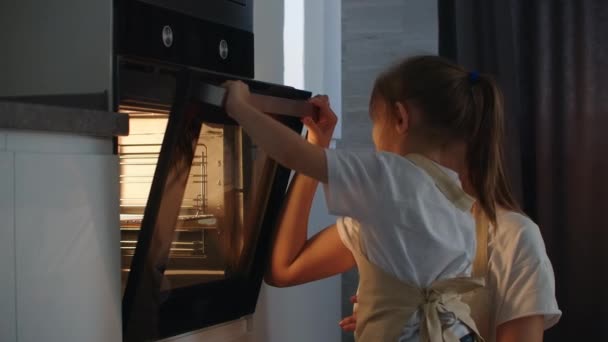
[304, 0, 343, 139]
[340, 0, 438, 148]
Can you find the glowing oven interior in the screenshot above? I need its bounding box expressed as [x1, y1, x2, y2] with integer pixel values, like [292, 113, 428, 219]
[118, 105, 276, 294]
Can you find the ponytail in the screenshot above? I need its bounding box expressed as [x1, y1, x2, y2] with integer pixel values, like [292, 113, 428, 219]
[372, 56, 520, 223]
[467, 75, 519, 223]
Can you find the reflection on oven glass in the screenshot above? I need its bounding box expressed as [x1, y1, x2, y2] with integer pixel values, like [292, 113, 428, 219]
[118, 108, 275, 293]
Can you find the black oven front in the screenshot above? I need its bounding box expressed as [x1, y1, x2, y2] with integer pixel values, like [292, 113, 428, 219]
[114, 1, 312, 340]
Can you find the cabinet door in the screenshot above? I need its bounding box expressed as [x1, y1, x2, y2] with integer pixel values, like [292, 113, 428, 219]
[0, 152, 16, 342]
[15, 153, 120, 342]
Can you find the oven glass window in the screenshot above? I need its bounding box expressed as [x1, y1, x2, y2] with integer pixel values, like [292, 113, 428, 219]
[119, 110, 275, 293]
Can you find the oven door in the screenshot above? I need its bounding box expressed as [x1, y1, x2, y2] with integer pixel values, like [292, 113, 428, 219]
[121, 69, 311, 341]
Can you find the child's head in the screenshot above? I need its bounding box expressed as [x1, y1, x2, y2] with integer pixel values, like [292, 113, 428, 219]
[370, 55, 518, 221]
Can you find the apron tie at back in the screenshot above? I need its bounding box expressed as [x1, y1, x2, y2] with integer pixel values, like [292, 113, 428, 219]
[353, 154, 489, 342]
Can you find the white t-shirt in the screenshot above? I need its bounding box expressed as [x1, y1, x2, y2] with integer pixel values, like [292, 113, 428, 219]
[324, 149, 561, 341]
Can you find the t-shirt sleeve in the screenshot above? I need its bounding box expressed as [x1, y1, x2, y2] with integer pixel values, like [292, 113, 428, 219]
[493, 216, 562, 329]
[323, 149, 388, 222]
[335, 216, 362, 254]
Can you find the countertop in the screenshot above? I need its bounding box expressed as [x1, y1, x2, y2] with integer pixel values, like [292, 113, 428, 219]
[0, 99, 129, 137]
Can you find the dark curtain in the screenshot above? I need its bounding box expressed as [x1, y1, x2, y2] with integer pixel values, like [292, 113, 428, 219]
[439, 0, 608, 341]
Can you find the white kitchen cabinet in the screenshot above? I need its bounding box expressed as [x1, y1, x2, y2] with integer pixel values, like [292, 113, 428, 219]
[14, 151, 120, 342]
[0, 129, 121, 342]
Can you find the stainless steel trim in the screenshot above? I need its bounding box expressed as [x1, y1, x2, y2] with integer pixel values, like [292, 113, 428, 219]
[198, 83, 315, 118]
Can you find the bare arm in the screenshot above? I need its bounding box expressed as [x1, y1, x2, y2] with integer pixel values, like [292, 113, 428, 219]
[262, 94, 354, 286]
[224, 81, 328, 182]
[265, 173, 355, 287]
[496, 315, 544, 342]
[267, 224, 355, 287]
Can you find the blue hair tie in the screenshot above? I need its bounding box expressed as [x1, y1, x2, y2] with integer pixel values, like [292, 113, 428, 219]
[469, 71, 480, 83]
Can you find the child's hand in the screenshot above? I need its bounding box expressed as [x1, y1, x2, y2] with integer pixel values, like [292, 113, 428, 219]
[339, 295, 358, 332]
[303, 95, 338, 148]
[222, 80, 252, 118]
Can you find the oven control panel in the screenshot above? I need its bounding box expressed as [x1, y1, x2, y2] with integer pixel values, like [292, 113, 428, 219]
[116, 0, 254, 78]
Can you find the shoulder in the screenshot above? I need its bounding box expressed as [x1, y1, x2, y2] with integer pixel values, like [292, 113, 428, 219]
[491, 210, 549, 267]
[375, 151, 422, 173]
[327, 149, 419, 171]
[488, 209, 561, 328]
[357, 151, 430, 183]
[326, 150, 426, 186]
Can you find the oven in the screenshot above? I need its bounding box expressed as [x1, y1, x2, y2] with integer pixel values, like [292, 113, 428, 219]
[117, 63, 311, 341]
[115, 1, 312, 340]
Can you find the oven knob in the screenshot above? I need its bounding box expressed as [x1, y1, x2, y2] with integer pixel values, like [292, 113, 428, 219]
[219, 39, 229, 60]
[162, 25, 174, 48]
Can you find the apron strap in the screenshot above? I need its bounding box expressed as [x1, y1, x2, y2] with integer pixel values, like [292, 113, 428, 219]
[405, 154, 475, 212]
[405, 154, 489, 278]
[471, 206, 489, 278]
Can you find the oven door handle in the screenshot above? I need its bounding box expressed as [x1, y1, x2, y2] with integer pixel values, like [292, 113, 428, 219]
[197, 82, 316, 118]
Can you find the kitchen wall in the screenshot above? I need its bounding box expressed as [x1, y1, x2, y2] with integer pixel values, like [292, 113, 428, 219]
[339, 0, 438, 341]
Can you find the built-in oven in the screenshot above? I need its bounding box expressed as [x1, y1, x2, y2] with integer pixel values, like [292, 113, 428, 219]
[117, 62, 312, 341]
[114, 1, 312, 341]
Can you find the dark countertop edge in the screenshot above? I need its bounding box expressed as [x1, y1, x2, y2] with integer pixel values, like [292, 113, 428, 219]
[0, 101, 129, 137]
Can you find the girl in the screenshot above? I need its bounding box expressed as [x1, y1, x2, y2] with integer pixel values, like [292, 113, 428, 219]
[223, 56, 560, 341]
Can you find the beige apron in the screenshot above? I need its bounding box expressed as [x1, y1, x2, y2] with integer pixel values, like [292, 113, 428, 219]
[352, 154, 490, 342]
